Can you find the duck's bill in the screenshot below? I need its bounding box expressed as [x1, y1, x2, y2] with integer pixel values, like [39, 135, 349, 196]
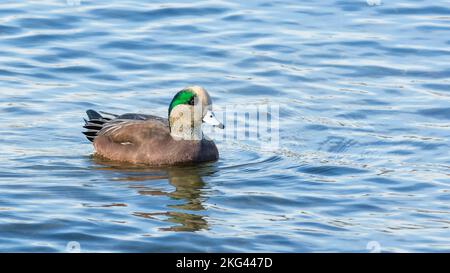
[203, 110, 225, 129]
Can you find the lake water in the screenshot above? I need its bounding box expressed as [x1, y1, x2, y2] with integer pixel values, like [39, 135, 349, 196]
[1, 0, 450, 252]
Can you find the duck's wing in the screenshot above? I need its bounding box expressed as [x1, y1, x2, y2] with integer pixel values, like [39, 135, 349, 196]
[83, 109, 168, 143]
[97, 116, 170, 144]
[92, 117, 172, 164]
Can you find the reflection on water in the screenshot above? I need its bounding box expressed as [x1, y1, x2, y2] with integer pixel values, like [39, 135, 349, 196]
[93, 157, 213, 232]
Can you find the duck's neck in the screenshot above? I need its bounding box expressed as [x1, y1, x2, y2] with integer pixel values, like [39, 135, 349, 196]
[170, 123, 203, 141]
[169, 105, 204, 141]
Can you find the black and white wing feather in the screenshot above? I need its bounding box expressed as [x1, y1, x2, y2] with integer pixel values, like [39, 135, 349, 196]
[82, 109, 167, 142]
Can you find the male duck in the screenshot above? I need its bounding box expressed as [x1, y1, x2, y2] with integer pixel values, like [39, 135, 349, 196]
[83, 86, 224, 166]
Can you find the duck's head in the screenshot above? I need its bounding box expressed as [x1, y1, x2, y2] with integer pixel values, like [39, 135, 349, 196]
[168, 86, 224, 140]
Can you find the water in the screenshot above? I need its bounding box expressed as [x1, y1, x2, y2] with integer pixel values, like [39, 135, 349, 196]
[1, 0, 450, 252]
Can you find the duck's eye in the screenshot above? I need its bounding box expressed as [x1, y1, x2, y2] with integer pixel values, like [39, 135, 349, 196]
[188, 96, 195, 105]
[210, 115, 213, 118]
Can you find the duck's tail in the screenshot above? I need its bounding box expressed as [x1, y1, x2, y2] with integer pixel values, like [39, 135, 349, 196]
[82, 110, 117, 142]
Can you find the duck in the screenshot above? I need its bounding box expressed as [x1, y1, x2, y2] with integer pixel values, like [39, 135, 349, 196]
[82, 86, 224, 166]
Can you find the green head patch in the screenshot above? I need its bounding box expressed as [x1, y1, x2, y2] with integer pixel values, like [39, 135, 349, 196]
[168, 89, 196, 117]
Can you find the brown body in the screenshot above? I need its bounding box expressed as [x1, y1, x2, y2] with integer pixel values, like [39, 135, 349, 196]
[92, 116, 218, 166]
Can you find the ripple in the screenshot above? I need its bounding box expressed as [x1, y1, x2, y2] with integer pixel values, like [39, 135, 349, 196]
[90, 6, 228, 22]
[49, 65, 100, 74]
[0, 24, 22, 36]
[417, 107, 450, 120]
[335, 0, 365, 12]
[298, 165, 368, 176]
[7, 31, 108, 47]
[389, 183, 435, 192]
[228, 85, 283, 96]
[15, 16, 81, 30]
[379, 6, 450, 15]
[423, 83, 450, 92]
[99, 40, 153, 50]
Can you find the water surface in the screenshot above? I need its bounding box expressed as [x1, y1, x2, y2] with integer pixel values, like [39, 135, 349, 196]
[1, 0, 450, 252]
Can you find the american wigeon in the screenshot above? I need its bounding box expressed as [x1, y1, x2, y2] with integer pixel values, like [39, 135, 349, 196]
[83, 86, 224, 166]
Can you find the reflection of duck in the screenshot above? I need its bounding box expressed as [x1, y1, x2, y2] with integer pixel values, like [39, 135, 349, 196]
[83, 86, 224, 166]
[93, 157, 216, 232]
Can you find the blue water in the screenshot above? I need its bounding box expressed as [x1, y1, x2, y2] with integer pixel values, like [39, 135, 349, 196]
[1, 0, 450, 252]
